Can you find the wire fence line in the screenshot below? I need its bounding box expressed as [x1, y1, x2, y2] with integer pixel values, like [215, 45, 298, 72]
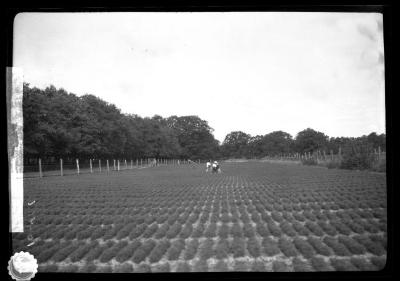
[23, 158, 194, 178]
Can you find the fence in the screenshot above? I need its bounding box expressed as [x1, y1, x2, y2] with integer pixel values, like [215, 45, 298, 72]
[262, 147, 386, 166]
[23, 158, 190, 178]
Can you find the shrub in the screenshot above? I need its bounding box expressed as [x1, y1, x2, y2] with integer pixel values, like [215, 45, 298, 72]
[166, 222, 182, 239]
[84, 243, 108, 262]
[371, 159, 386, 172]
[239, 212, 251, 223]
[199, 212, 210, 223]
[317, 221, 337, 236]
[353, 235, 385, 256]
[99, 241, 128, 263]
[142, 223, 158, 238]
[280, 222, 297, 237]
[292, 257, 313, 272]
[148, 240, 171, 263]
[230, 223, 243, 237]
[338, 235, 366, 255]
[307, 237, 332, 256]
[303, 210, 317, 221]
[246, 238, 261, 257]
[204, 223, 218, 238]
[370, 256, 386, 270]
[129, 224, 147, 239]
[278, 237, 298, 257]
[36, 243, 62, 263]
[115, 240, 142, 262]
[70, 241, 98, 262]
[292, 212, 306, 222]
[330, 220, 352, 236]
[156, 214, 168, 224]
[199, 238, 214, 260]
[132, 240, 156, 263]
[90, 226, 108, 239]
[230, 237, 246, 258]
[114, 263, 134, 273]
[179, 224, 193, 239]
[176, 261, 191, 272]
[326, 161, 340, 169]
[323, 236, 351, 256]
[311, 256, 334, 271]
[167, 213, 180, 225]
[282, 211, 295, 222]
[183, 239, 199, 260]
[261, 212, 273, 224]
[52, 243, 81, 262]
[213, 260, 229, 272]
[193, 259, 208, 272]
[234, 260, 250, 271]
[218, 224, 230, 238]
[167, 239, 186, 261]
[64, 225, 87, 240]
[154, 223, 170, 239]
[304, 221, 324, 236]
[243, 223, 256, 238]
[192, 224, 205, 238]
[301, 158, 318, 166]
[330, 258, 358, 271]
[369, 234, 386, 249]
[271, 211, 284, 223]
[293, 237, 315, 258]
[272, 261, 290, 272]
[256, 222, 270, 237]
[210, 212, 220, 223]
[188, 213, 199, 224]
[251, 260, 266, 272]
[115, 223, 135, 239]
[214, 239, 229, 259]
[292, 221, 310, 236]
[39, 264, 59, 272]
[350, 257, 374, 271]
[267, 222, 282, 237]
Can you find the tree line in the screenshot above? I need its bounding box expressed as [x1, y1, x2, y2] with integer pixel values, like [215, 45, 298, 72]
[23, 84, 385, 162]
[221, 129, 385, 159]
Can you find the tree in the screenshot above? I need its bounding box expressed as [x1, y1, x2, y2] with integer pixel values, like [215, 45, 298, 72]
[221, 131, 251, 158]
[261, 131, 293, 157]
[295, 128, 328, 154]
[166, 115, 218, 159]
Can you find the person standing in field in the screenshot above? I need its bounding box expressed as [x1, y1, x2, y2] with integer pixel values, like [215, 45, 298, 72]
[212, 161, 221, 173]
[206, 160, 211, 172]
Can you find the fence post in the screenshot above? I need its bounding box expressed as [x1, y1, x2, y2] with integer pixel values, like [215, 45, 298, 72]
[60, 158, 63, 176]
[118, 160, 120, 171]
[141, 159, 142, 166]
[136, 159, 138, 167]
[338, 147, 342, 160]
[107, 160, 109, 173]
[378, 146, 381, 161]
[113, 159, 116, 171]
[125, 159, 127, 170]
[38, 158, 42, 178]
[99, 159, 101, 172]
[76, 159, 80, 175]
[330, 150, 333, 161]
[90, 159, 93, 173]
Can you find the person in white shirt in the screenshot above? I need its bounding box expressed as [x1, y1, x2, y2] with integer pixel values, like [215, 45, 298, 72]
[206, 161, 211, 172]
[212, 161, 221, 173]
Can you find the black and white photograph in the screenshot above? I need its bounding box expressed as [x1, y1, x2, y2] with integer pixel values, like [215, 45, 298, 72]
[7, 8, 389, 275]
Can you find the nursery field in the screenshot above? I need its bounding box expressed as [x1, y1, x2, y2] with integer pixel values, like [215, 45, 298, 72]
[12, 161, 387, 272]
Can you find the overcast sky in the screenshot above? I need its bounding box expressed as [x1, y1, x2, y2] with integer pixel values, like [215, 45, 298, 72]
[13, 12, 385, 143]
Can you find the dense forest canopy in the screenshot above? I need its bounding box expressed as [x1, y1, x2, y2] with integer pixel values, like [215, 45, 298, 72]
[23, 84, 385, 160]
